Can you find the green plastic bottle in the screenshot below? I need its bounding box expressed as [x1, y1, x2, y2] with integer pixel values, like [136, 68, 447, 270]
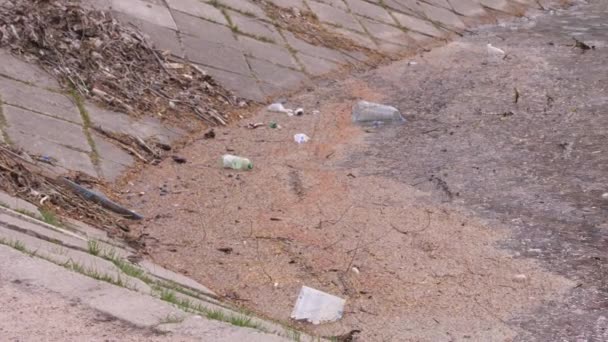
[222, 154, 253, 170]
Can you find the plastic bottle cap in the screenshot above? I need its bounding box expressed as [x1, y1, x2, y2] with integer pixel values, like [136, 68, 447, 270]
[247, 162, 253, 170]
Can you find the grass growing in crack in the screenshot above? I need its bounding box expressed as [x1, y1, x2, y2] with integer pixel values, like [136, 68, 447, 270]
[87, 240, 101, 256]
[159, 314, 185, 324]
[12, 239, 26, 252]
[63, 259, 127, 288]
[232, 26, 276, 43]
[286, 329, 302, 341]
[102, 248, 152, 283]
[0, 238, 128, 289]
[40, 208, 61, 227]
[15, 208, 40, 219]
[157, 288, 264, 330]
[70, 89, 99, 166]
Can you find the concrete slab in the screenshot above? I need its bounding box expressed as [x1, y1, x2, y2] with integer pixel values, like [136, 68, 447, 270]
[0, 50, 59, 89]
[87, 104, 182, 145]
[0, 77, 82, 124]
[247, 57, 310, 90]
[215, 0, 270, 20]
[0, 226, 150, 294]
[297, 53, 341, 76]
[0, 244, 173, 325]
[203, 66, 266, 102]
[345, 0, 396, 24]
[92, 133, 135, 167]
[172, 11, 241, 49]
[5, 130, 97, 176]
[332, 26, 376, 47]
[228, 11, 283, 43]
[449, 0, 487, 16]
[392, 11, 446, 37]
[63, 218, 132, 250]
[0, 213, 89, 251]
[110, 0, 177, 30]
[92, 132, 135, 181]
[420, 2, 466, 30]
[112, 11, 184, 57]
[426, 0, 453, 9]
[3, 105, 90, 151]
[182, 35, 251, 75]
[0, 243, 291, 340]
[0, 191, 40, 215]
[139, 259, 217, 297]
[315, 0, 349, 10]
[480, 0, 510, 11]
[360, 18, 415, 46]
[307, 1, 365, 32]
[267, 0, 307, 10]
[282, 31, 349, 64]
[167, 0, 228, 25]
[159, 316, 290, 341]
[383, 0, 426, 17]
[237, 35, 298, 69]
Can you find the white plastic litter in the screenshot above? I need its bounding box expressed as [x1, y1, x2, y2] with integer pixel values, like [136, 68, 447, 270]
[291, 286, 345, 325]
[268, 103, 289, 113]
[294, 133, 310, 144]
[487, 43, 505, 56]
[294, 108, 304, 116]
[352, 101, 404, 123]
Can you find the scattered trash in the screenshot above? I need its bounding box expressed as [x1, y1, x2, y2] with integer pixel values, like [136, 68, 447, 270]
[487, 43, 505, 56]
[222, 154, 253, 170]
[512, 274, 528, 283]
[204, 129, 216, 139]
[352, 101, 404, 124]
[295, 108, 304, 116]
[328, 330, 362, 342]
[573, 38, 594, 52]
[34, 155, 57, 165]
[351, 267, 360, 275]
[291, 286, 346, 324]
[172, 155, 187, 164]
[407, 61, 417, 66]
[269, 121, 278, 129]
[164, 62, 185, 69]
[60, 178, 143, 220]
[294, 133, 311, 144]
[247, 122, 265, 129]
[268, 103, 289, 113]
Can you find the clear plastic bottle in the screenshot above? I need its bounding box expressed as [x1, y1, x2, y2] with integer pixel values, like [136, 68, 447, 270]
[222, 154, 253, 170]
[352, 101, 404, 123]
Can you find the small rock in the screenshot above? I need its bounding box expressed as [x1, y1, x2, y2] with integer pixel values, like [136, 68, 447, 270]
[172, 155, 187, 164]
[352, 267, 360, 275]
[602, 192, 608, 199]
[204, 129, 215, 139]
[217, 247, 233, 254]
[513, 274, 528, 283]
